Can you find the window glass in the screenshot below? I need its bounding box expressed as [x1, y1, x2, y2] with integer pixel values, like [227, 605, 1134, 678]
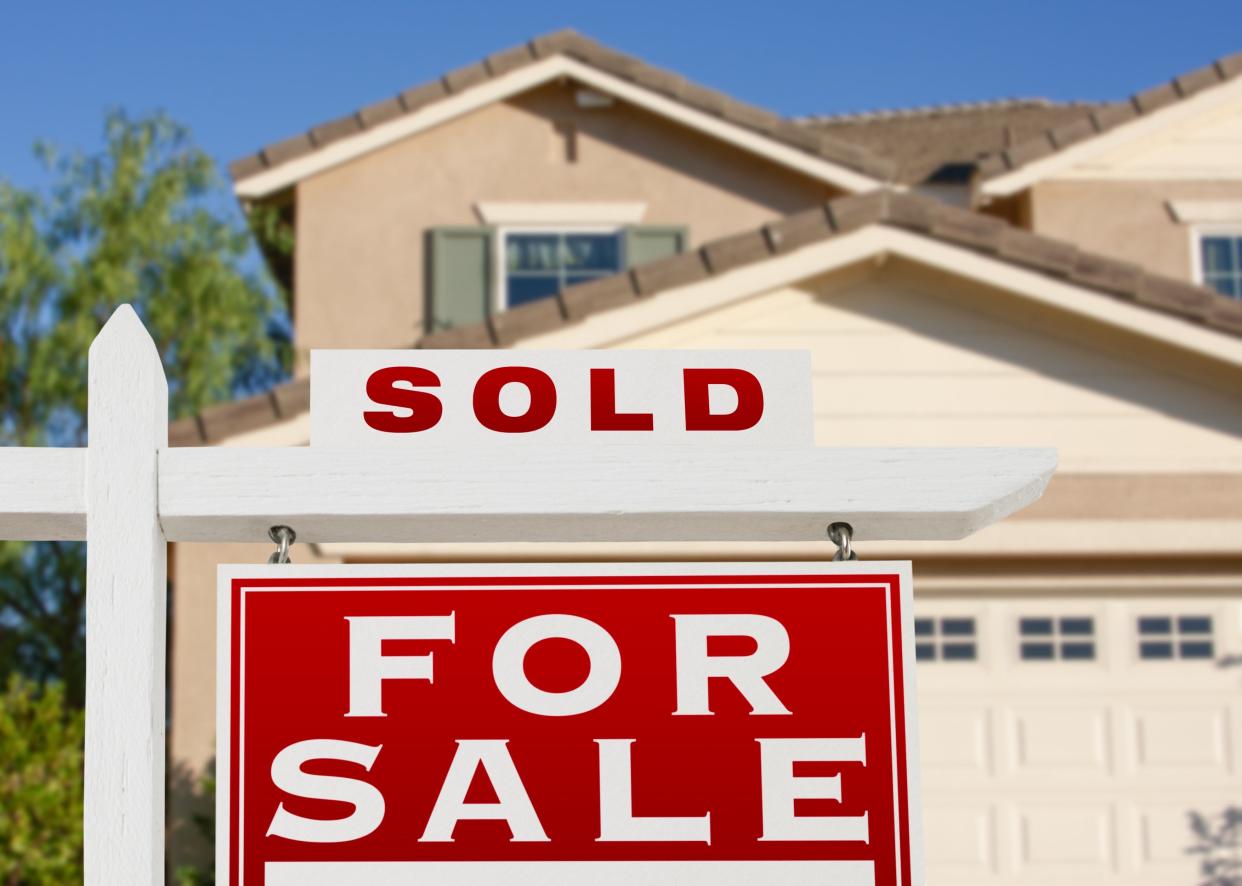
[505, 231, 624, 308]
[1019, 615, 1095, 661]
[1201, 235, 1242, 299]
[913, 616, 977, 662]
[1138, 614, 1214, 661]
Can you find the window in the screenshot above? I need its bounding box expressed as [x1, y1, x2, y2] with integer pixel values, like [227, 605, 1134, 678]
[1019, 616, 1095, 661]
[503, 230, 624, 308]
[1198, 233, 1242, 299]
[1138, 615, 1214, 660]
[914, 616, 977, 662]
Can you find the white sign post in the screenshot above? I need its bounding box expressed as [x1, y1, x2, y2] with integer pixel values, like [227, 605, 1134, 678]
[0, 305, 1057, 884]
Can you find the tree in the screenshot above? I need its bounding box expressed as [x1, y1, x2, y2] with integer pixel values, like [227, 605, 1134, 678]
[0, 111, 291, 707]
[0, 676, 86, 884]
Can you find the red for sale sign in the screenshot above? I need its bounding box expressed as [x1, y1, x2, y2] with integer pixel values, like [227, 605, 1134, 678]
[217, 563, 922, 885]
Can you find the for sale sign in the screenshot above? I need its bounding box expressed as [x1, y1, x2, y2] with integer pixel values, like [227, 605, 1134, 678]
[217, 563, 923, 885]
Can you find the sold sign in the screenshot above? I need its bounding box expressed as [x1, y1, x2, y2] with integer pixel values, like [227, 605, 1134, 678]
[309, 351, 812, 447]
[217, 563, 922, 885]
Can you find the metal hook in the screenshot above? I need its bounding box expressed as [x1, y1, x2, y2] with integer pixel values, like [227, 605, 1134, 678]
[827, 521, 858, 561]
[267, 525, 296, 564]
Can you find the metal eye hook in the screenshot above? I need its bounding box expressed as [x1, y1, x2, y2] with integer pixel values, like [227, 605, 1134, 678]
[267, 525, 296, 564]
[827, 521, 858, 561]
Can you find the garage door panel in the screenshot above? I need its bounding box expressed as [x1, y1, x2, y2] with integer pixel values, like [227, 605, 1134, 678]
[920, 707, 992, 780]
[1128, 704, 1233, 774]
[1004, 705, 1113, 777]
[1014, 804, 1116, 873]
[923, 803, 997, 881]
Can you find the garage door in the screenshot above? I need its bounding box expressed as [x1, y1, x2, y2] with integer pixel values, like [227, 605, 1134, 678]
[915, 596, 1241, 885]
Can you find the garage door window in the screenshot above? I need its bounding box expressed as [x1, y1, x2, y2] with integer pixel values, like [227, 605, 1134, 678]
[1019, 616, 1095, 661]
[1138, 615, 1214, 660]
[914, 617, 977, 662]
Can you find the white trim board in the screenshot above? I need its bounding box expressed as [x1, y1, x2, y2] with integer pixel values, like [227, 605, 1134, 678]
[233, 56, 883, 199]
[1171, 200, 1242, 223]
[980, 76, 1242, 197]
[518, 226, 1242, 370]
[475, 201, 647, 224]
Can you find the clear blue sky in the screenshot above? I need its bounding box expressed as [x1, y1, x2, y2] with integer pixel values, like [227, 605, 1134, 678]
[3, 0, 1240, 191]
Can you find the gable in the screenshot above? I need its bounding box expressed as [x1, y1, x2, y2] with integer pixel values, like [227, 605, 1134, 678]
[292, 79, 843, 355]
[618, 264, 1242, 473]
[1052, 83, 1242, 181]
[978, 52, 1242, 197]
[230, 30, 890, 199]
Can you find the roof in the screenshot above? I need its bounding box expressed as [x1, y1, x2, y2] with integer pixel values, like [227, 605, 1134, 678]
[799, 99, 1119, 185]
[170, 189, 1242, 447]
[975, 50, 1242, 184]
[227, 29, 894, 190]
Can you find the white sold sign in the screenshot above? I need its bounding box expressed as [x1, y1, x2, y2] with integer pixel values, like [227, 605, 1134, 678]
[310, 350, 812, 447]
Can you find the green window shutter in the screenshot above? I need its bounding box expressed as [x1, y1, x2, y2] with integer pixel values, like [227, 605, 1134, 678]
[623, 225, 688, 268]
[426, 226, 494, 332]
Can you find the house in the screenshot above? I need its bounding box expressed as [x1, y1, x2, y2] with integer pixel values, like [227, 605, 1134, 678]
[167, 31, 1242, 884]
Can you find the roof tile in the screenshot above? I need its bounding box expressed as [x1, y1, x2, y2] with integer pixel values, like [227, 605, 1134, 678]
[1218, 50, 1242, 79]
[529, 29, 580, 57]
[419, 323, 497, 349]
[1132, 81, 1180, 115]
[442, 62, 490, 94]
[272, 378, 310, 419]
[490, 296, 569, 345]
[199, 392, 280, 443]
[632, 251, 710, 295]
[1069, 252, 1143, 297]
[670, 80, 733, 116]
[561, 273, 639, 319]
[1047, 116, 1097, 149]
[929, 207, 1005, 252]
[263, 133, 316, 166]
[485, 44, 536, 77]
[1175, 63, 1224, 97]
[881, 192, 936, 232]
[826, 191, 886, 232]
[702, 229, 773, 273]
[309, 114, 362, 148]
[1136, 275, 1216, 318]
[358, 96, 405, 128]
[228, 153, 268, 181]
[996, 229, 1078, 276]
[1090, 102, 1139, 132]
[399, 80, 449, 112]
[1002, 133, 1056, 168]
[168, 415, 205, 447]
[719, 101, 782, 134]
[766, 205, 835, 252]
[1205, 298, 1242, 334]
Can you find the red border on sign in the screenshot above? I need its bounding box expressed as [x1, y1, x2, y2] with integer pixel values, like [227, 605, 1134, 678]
[225, 571, 912, 886]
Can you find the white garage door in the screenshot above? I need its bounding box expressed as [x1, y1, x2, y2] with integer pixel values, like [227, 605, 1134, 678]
[915, 596, 1242, 885]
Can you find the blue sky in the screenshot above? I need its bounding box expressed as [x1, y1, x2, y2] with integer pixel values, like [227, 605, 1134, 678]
[2, 0, 1240, 191]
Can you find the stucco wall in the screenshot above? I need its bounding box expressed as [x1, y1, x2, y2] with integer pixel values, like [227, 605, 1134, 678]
[1027, 180, 1242, 282]
[292, 81, 838, 364]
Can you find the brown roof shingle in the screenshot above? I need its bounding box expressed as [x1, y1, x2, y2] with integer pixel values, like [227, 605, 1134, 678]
[800, 99, 1119, 185]
[229, 29, 895, 187]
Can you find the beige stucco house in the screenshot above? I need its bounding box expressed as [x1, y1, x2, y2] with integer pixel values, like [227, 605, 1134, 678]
[168, 31, 1242, 884]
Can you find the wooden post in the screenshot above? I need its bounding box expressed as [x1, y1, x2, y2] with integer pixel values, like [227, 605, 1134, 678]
[85, 305, 169, 884]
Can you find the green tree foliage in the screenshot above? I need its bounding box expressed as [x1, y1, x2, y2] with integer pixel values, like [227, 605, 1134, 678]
[0, 676, 86, 884]
[0, 110, 291, 706]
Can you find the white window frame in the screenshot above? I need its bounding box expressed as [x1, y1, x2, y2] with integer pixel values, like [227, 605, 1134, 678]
[1189, 224, 1242, 295]
[494, 225, 626, 312]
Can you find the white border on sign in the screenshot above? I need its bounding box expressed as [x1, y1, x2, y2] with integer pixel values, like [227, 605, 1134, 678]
[216, 561, 922, 886]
